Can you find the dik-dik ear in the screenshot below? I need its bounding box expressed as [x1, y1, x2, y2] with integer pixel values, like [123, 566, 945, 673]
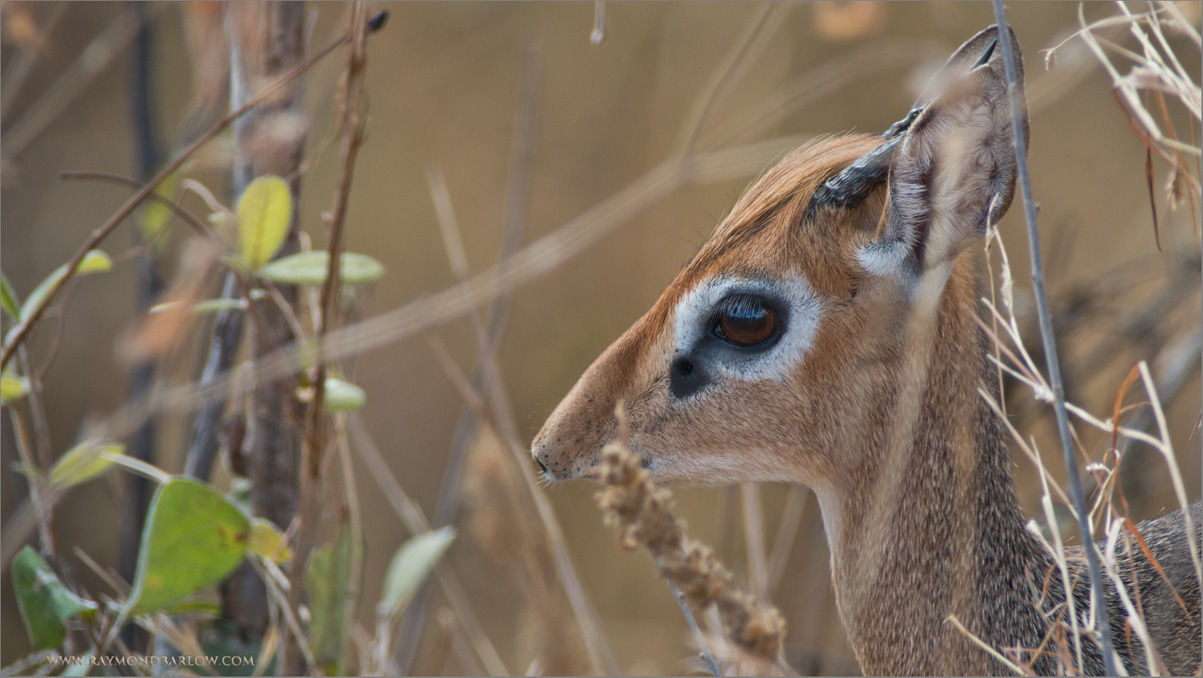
[862, 25, 1028, 279]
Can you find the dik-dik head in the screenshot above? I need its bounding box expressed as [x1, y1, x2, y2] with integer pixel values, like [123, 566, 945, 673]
[532, 26, 1028, 499]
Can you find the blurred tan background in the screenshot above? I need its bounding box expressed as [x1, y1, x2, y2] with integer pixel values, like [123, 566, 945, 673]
[2, 2, 1200, 674]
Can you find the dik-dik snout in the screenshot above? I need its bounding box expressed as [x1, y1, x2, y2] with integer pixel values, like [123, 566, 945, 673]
[533, 25, 1025, 493]
[531, 250, 880, 488]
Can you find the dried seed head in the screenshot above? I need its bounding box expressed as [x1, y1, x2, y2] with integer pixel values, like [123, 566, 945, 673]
[594, 407, 787, 668]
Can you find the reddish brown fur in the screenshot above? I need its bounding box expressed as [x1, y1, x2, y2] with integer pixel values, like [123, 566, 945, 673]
[534, 136, 886, 485]
[532, 28, 1200, 675]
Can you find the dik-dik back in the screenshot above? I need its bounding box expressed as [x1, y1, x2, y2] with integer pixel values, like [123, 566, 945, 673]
[532, 25, 1201, 676]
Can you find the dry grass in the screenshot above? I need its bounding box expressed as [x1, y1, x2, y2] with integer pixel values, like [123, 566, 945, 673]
[1071, 1, 1201, 237]
[965, 5, 1202, 673]
[2, 3, 1200, 676]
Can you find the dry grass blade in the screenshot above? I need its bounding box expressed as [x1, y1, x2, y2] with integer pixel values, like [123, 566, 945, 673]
[0, 4, 68, 117]
[673, 2, 791, 156]
[593, 404, 787, 675]
[347, 415, 509, 676]
[1122, 517, 1191, 615]
[765, 486, 809, 595]
[2, 5, 159, 160]
[740, 483, 768, 598]
[423, 329, 619, 675]
[946, 614, 1032, 676]
[703, 38, 943, 150]
[398, 38, 563, 674]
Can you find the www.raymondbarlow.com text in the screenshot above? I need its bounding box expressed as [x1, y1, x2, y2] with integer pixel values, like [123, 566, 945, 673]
[47, 654, 255, 669]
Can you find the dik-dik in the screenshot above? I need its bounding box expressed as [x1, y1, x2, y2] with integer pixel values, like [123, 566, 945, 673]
[531, 25, 1201, 676]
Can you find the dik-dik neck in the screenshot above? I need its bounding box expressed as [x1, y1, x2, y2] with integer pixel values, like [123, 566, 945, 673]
[818, 261, 1053, 675]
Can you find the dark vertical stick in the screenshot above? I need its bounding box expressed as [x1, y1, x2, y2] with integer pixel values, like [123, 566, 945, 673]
[223, 1, 308, 658]
[182, 273, 244, 480]
[989, 3, 1119, 674]
[121, 1, 162, 652]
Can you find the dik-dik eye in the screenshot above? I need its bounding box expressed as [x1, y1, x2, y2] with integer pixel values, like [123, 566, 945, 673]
[713, 295, 779, 348]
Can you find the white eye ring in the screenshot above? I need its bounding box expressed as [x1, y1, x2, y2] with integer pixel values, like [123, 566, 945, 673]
[672, 274, 823, 382]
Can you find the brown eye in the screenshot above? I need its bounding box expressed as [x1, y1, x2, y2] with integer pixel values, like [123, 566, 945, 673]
[714, 296, 777, 347]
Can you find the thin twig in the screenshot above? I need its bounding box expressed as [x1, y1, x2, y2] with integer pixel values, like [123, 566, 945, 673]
[313, 0, 369, 368]
[288, 3, 372, 673]
[183, 273, 245, 481]
[991, 3, 1119, 674]
[57, 172, 213, 241]
[17, 346, 53, 483]
[122, 18, 165, 606]
[0, 24, 353, 371]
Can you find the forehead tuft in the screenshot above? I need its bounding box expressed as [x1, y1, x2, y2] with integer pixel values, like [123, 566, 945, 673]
[680, 134, 884, 296]
[711, 134, 883, 244]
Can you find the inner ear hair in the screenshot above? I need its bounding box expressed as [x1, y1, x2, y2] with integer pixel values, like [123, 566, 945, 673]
[878, 25, 1027, 274]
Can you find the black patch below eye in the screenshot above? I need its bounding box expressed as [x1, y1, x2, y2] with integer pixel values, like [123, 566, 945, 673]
[669, 354, 708, 400]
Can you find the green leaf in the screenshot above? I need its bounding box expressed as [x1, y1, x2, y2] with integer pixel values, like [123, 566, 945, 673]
[138, 170, 184, 252]
[20, 250, 113, 321]
[151, 290, 266, 316]
[248, 518, 291, 563]
[259, 251, 385, 286]
[1, 372, 30, 404]
[1, 271, 20, 319]
[307, 529, 355, 671]
[49, 442, 124, 489]
[192, 298, 249, 314]
[323, 378, 365, 413]
[12, 546, 98, 649]
[237, 176, 292, 271]
[378, 527, 456, 618]
[129, 478, 250, 613]
[77, 250, 113, 275]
